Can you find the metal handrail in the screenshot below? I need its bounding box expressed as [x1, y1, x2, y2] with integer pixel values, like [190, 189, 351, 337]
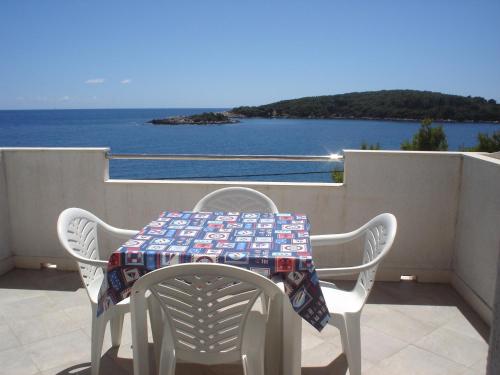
[106, 152, 343, 162]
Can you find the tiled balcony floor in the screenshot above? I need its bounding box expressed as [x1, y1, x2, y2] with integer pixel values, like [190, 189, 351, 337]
[0, 269, 490, 375]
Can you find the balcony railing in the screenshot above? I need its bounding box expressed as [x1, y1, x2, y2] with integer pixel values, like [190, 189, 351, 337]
[106, 152, 344, 162]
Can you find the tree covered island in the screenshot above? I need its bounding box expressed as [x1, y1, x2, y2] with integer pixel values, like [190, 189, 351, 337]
[149, 112, 239, 125]
[230, 90, 500, 122]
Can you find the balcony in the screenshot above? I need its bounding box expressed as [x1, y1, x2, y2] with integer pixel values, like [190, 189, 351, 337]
[0, 147, 499, 374]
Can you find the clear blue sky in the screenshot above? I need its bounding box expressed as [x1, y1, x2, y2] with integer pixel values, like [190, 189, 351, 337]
[1, 0, 499, 109]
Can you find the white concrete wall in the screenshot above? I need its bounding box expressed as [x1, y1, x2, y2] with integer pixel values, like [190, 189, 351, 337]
[104, 150, 463, 286]
[1, 147, 499, 323]
[0, 147, 463, 280]
[341, 150, 462, 282]
[0, 151, 13, 275]
[1, 148, 108, 269]
[453, 154, 500, 322]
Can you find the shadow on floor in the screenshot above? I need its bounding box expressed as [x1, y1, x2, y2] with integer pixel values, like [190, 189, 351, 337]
[50, 347, 348, 375]
[0, 268, 81, 292]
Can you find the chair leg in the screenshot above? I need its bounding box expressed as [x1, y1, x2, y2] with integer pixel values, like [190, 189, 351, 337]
[335, 316, 350, 362]
[344, 313, 362, 375]
[242, 354, 264, 375]
[158, 347, 176, 375]
[259, 293, 268, 314]
[90, 313, 107, 375]
[110, 312, 124, 347]
[148, 296, 163, 365]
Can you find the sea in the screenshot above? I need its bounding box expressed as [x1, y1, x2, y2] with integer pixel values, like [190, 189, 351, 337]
[0, 108, 499, 182]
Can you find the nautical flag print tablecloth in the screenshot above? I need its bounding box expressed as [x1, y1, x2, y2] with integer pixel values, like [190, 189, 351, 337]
[98, 211, 331, 331]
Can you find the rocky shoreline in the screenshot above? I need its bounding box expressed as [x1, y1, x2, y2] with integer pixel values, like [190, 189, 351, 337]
[225, 113, 500, 124]
[149, 112, 239, 125]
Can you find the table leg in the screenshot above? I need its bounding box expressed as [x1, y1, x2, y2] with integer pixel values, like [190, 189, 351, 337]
[282, 295, 302, 375]
[131, 294, 150, 375]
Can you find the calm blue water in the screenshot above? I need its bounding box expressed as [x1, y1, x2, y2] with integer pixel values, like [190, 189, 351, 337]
[1, 108, 499, 182]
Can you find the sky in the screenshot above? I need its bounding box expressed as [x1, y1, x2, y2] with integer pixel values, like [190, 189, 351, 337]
[1, 0, 499, 109]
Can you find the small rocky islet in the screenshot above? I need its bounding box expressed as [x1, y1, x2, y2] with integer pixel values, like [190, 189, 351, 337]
[149, 112, 239, 125]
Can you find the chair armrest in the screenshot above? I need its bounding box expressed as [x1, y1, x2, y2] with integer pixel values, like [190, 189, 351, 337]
[316, 256, 382, 278]
[310, 225, 367, 247]
[311, 233, 355, 247]
[271, 275, 285, 292]
[70, 253, 109, 268]
[111, 229, 140, 239]
[102, 225, 139, 240]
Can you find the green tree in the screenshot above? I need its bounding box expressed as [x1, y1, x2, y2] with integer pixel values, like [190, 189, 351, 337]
[361, 141, 381, 150]
[473, 131, 500, 152]
[331, 167, 344, 183]
[401, 119, 448, 151]
[231, 90, 500, 122]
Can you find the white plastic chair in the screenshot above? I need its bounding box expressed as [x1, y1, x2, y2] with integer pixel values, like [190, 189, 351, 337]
[130, 263, 285, 375]
[193, 187, 279, 213]
[193, 186, 279, 314]
[310, 213, 397, 375]
[57, 208, 139, 375]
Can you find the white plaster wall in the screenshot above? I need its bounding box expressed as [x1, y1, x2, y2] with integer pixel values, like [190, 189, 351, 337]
[2, 148, 108, 267]
[0, 150, 13, 275]
[453, 154, 500, 321]
[340, 151, 462, 281]
[102, 151, 463, 283]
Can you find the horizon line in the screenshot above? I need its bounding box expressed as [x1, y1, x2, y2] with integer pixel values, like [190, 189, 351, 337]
[0, 107, 233, 111]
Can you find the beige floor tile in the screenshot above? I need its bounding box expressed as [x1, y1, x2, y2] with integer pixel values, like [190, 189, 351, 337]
[24, 330, 91, 371]
[0, 323, 21, 352]
[0, 347, 39, 375]
[362, 305, 437, 343]
[63, 304, 92, 326]
[364, 345, 470, 375]
[115, 338, 134, 359]
[44, 288, 88, 310]
[442, 315, 488, 342]
[302, 331, 326, 351]
[391, 304, 462, 328]
[302, 319, 340, 339]
[301, 340, 342, 367]
[7, 310, 83, 345]
[415, 326, 488, 367]
[469, 357, 487, 373]
[359, 303, 388, 326]
[360, 325, 408, 363]
[0, 287, 46, 305]
[0, 295, 57, 320]
[459, 369, 483, 375]
[0, 270, 491, 375]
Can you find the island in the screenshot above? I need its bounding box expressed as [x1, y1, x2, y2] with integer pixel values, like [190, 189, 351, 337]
[230, 90, 500, 123]
[149, 112, 239, 125]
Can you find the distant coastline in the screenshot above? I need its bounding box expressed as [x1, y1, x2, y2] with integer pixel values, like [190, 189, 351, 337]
[230, 90, 500, 124]
[149, 111, 238, 125]
[225, 113, 500, 124]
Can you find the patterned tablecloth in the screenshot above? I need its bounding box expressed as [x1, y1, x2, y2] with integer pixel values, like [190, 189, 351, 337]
[98, 211, 331, 331]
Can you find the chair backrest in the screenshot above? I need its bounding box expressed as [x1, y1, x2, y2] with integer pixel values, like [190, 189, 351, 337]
[354, 213, 397, 301]
[131, 263, 284, 365]
[193, 187, 279, 213]
[57, 208, 105, 298]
